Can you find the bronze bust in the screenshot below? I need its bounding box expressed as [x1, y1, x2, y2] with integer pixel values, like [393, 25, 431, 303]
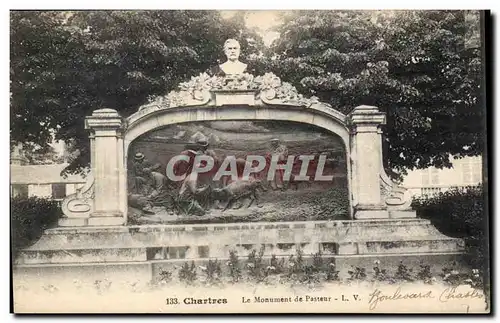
[208, 39, 251, 77]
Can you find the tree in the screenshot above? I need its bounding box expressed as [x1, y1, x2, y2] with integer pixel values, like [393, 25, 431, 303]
[11, 11, 484, 179]
[250, 10, 483, 178]
[10, 10, 264, 174]
[22, 143, 65, 165]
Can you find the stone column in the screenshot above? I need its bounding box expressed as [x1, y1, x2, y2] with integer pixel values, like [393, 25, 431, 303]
[348, 105, 388, 219]
[85, 108, 126, 226]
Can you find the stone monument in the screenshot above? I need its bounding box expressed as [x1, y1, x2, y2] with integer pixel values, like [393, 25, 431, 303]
[13, 40, 465, 284]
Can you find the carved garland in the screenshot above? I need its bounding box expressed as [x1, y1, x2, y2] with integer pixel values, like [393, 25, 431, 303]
[379, 170, 413, 210]
[61, 173, 95, 218]
[139, 72, 321, 111]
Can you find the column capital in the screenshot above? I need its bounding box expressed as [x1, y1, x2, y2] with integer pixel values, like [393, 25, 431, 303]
[348, 105, 386, 127]
[85, 108, 123, 131]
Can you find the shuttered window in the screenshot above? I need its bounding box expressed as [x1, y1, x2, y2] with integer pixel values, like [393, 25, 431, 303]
[51, 183, 66, 200]
[11, 184, 28, 198]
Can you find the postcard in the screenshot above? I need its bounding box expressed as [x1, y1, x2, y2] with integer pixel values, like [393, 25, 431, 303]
[10, 9, 490, 314]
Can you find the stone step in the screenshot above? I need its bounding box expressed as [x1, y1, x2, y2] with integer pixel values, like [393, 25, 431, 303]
[23, 219, 441, 251]
[15, 219, 464, 266]
[16, 234, 464, 266]
[336, 236, 464, 255]
[16, 243, 324, 265]
[16, 248, 147, 265]
[14, 251, 468, 287]
[14, 261, 154, 285]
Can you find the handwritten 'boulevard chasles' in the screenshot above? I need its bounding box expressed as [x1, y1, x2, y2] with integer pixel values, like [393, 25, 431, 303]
[367, 286, 484, 310]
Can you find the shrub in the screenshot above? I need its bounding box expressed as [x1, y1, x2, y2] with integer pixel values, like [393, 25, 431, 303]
[178, 261, 197, 285]
[311, 250, 324, 272]
[200, 259, 222, 286]
[372, 260, 390, 282]
[411, 186, 488, 272]
[227, 250, 242, 283]
[299, 251, 326, 285]
[416, 264, 433, 283]
[325, 260, 340, 281]
[268, 254, 285, 275]
[287, 247, 305, 276]
[11, 196, 61, 258]
[347, 266, 367, 281]
[158, 269, 173, 284]
[394, 261, 414, 282]
[246, 245, 266, 282]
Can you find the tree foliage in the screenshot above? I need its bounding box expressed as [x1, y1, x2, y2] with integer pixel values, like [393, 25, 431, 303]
[251, 10, 483, 177]
[21, 142, 65, 165]
[11, 10, 484, 177]
[10, 10, 263, 174]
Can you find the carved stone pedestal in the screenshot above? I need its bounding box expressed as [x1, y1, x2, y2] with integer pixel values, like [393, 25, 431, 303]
[348, 105, 416, 220]
[59, 108, 127, 227]
[348, 106, 389, 219]
[14, 219, 466, 284]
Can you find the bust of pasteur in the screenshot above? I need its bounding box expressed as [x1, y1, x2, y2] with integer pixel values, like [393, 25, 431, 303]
[207, 39, 255, 77]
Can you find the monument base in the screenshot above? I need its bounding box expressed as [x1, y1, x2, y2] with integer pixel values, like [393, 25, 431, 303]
[354, 208, 417, 220]
[354, 210, 388, 219]
[14, 219, 466, 283]
[87, 215, 125, 226]
[353, 204, 390, 219]
[58, 217, 89, 227]
[389, 210, 417, 218]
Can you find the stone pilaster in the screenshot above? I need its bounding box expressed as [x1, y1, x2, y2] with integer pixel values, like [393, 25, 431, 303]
[85, 108, 126, 226]
[348, 105, 388, 219]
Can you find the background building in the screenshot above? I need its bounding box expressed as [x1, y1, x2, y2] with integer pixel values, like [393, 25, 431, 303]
[10, 163, 86, 201]
[10, 141, 86, 201]
[402, 155, 483, 198]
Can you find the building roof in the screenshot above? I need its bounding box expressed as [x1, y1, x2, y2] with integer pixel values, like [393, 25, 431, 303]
[10, 164, 87, 184]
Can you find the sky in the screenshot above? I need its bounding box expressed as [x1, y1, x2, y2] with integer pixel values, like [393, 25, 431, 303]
[220, 10, 284, 46]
